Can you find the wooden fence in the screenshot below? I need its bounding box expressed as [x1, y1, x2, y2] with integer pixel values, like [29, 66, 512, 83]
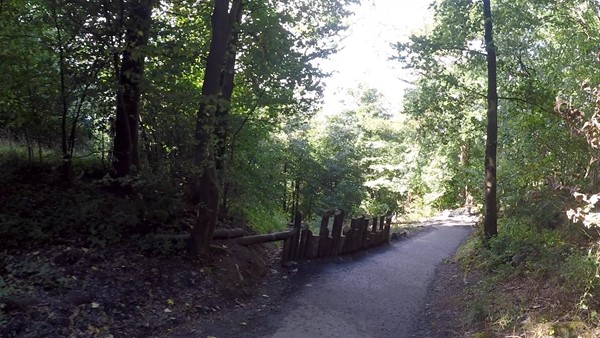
[157, 210, 393, 264]
[231, 209, 392, 265]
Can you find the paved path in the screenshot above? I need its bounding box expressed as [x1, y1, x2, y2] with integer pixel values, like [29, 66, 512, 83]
[261, 217, 473, 338]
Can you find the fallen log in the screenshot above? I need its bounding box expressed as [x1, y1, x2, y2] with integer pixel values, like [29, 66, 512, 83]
[236, 229, 297, 246]
[155, 224, 309, 247]
[213, 228, 245, 239]
[155, 228, 245, 241]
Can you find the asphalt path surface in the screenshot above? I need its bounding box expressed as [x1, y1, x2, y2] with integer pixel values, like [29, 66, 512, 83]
[260, 216, 473, 338]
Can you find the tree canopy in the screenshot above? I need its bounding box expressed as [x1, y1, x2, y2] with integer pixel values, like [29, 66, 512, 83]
[4, 0, 600, 335]
[4, 0, 600, 237]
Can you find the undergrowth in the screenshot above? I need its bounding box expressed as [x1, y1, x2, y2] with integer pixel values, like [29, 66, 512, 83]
[0, 154, 185, 255]
[456, 217, 600, 337]
[242, 205, 289, 234]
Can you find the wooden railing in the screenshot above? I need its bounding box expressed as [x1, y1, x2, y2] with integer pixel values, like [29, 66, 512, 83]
[231, 210, 392, 265]
[157, 210, 392, 264]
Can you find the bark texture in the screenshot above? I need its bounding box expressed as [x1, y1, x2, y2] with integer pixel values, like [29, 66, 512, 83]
[217, 1, 243, 215]
[113, 0, 153, 177]
[191, 0, 242, 256]
[483, 0, 498, 239]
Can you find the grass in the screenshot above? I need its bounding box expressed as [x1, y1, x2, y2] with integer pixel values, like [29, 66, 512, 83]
[243, 205, 289, 234]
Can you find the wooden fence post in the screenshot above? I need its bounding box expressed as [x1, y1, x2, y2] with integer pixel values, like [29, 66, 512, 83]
[378, 215, 386, 245]
[340, 225, 352, 255]
[265, 209, 397, 264]
[291, 210, 302, 260]
[356, 216, 366, 250]
[331, 209, 344, 256]
[353, 216, 359, 251]
[282, 236, 292, 265]
[384, 212, 392, 243]
[281, 211, 302, 264]
[342, 219, 356, 254]
[279, 209, 394, 264]
[318, 210, 332, 257]
[298, 223, 310, 259]
[354, 216, 364, 251]
[371, 216, 379, 245]
[306, 230, 318, 259]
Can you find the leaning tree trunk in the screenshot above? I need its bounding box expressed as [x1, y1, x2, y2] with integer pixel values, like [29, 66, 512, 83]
[190, 0, 242, 257]
[216, 1, 243, 216]
[113, 0, 153, 177]
[483, 0, 498, 239]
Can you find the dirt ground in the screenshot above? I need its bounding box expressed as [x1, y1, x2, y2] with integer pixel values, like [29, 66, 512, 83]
[410, 258, 477, 337]
[0, 239, 297, 338]
[1, 222, 475, 338]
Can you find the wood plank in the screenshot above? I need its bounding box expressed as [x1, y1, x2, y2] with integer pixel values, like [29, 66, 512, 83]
[305, 232, 319, 259]
[331, 209, 344, 256]
[298, 226, 310, 259]
[342, 223, 354, 254]
[318, 210, 332, 257]
[237, 229, 295, 246]
[290, 210, 303, 260]
[384, 214, 392, 243]
[155, 228, 245, 241]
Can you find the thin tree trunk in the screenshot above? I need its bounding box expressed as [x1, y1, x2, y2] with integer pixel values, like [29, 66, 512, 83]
[483, 0, 498, 239]
[38, 140, 42, 163]
[291, 178, 300, 223]
[140, 117, 157, 172]
[216, 1, 243, 215]
[113, 0, 153, 177]
[51, 2, 71, 178]
[24, 129, 33, 164]
[222, 98, 261, 216]
[69, 69, 101, 159]
[283, 163, 288, 211]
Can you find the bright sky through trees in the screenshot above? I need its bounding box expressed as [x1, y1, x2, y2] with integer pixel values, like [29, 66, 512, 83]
[321, 0, 432, 115]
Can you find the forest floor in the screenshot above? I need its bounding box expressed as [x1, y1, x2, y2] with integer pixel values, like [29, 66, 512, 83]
[1, 214, 446, 338]
[1, 162, 454, 338]
[4, 164, 598, 338]
[1, 236, 285, 337]
[0, 161, 290, 337]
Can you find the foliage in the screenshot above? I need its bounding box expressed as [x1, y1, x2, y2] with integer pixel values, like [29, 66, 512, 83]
[393, 0, 597, 217]
[243, 205, 289, 234]
[560, 248, 600, 313]
[0, 0, 361, 244]
[0, 153, 184, 250]
[421, 0, 600, 329]
[457, 216, 600, 335]
[4, 0, 600, 333]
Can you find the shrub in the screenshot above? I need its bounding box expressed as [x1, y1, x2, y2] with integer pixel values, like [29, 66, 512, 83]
[474, 219, 570, 275]
[243, 205, 288, 234]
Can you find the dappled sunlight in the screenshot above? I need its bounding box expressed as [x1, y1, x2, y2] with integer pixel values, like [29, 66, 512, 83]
[5, 0, 600, 336]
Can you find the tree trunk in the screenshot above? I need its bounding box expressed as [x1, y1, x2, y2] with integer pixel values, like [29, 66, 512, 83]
[216, 1, 243, 215]
[283, 163, 288, 211]
[50, 1, 72, 179]
[291, 178, 300, 223]
[190, 0, 242, 257]
[113, 0, 153, 177]
[483, 0, 498, 239]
